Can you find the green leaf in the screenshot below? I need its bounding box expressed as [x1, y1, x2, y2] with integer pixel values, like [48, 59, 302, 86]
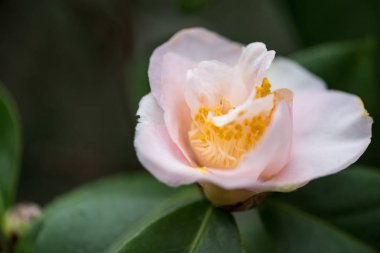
[284, 0, 377, 45]
[16, 175, 195, 253]
[234, 210, 274, 253]
[261, 201, 376, 253]
[259, 166, 380, 253]
[291, 39, 377, 115]
[107, 200, 243, 253]
[0, 83, 21, 218]
[17, 174, 243, 253]
[177, 0, 211, 14]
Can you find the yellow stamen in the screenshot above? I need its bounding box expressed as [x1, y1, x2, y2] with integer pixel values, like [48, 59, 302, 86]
[255, 77, 272, 98]
[188, 78, 274, 169]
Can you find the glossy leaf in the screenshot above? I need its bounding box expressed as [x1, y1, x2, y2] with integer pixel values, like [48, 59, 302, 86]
[107, 200, 243, 253]
[260, 166, 380, 253]
[291, 39, 377, 115]
[0, 83, 21, 218]
[16, 175, 196, 253]
[284, 0, 376, 45]
[234, 210, 274, 253]
[17, 174, 242, 253]
[261, 201, 376, 253]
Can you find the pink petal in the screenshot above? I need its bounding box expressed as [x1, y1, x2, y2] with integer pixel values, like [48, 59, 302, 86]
[199, 90, 293, 190]
[135, 94, 201, 186]
[160, 53, 195, 163]
[149, 27, 242, 101]
[184, 43, 275, 118]
[267, 57, 326, 92]
[238, 43, 275, 92]
[185, 60, 248, 114]
[270, 90, 373, 190]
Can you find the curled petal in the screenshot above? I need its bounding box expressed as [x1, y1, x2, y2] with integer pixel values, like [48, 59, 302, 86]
[185, 60, 244, 114]
[270, 90, 373, 190]
[149, 27, 243, 102]
[238, 43, 275, 91]
[136, 93, 164, 127]
[135, 94, 201, 186]
[160, 53, 195, 163]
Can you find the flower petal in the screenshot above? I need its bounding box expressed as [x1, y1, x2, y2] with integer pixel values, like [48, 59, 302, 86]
[135, 93, 201, 186]
[267, 57, 326, 92]
[185, 43, 276, 124]
[238, 42, 275, 92]
[149, 27, 242, 101]
[160, 53, 195, 163]
[185, 60, 248, 115]
[210, 94, 274, 127]
[199, 90, 293, 190]
[270, 90, 372, 190]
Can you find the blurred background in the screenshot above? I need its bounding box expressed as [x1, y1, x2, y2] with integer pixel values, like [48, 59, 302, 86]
[0, 0, 378, 204]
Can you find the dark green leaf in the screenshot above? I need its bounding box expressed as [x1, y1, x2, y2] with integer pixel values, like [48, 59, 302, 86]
[177, 0, 211, 14]
[16, 174, 196, 253]
[0, 83, 21, 218]
[284, 0, 377, 45]
[261, 201, 376, 253]
[107, 200, 243, 253]
[17, 174, 242, 253]
[234, 209, 274, 253]
[260, 166, 380, 252]
[291, 39, 377, 115]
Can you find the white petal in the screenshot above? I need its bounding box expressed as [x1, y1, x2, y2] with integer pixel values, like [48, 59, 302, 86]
[238, 42, 275, 91]
[185, 60, 247, 115]
[149, 27, 243, 101]
[160, 53, 195, 164]
[270, 90, 372, 190]
[135, 93, 202, 186]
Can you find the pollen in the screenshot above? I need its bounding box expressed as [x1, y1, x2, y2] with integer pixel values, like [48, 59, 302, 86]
[188, 78, 274, 169]
[255, 77, 271, 98]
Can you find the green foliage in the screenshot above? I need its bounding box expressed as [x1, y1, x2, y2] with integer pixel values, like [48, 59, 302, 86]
[177, 0, 211, 14]
[17, 167, 380, 252]
[0, 83, 21, 219]
[261, 201, 376, 253]
[107, 200, 242, 253]
[284, 0, 377, 45]
[234, 210, 274, 253]
[257, 166, 380, 253]
[16, 175, 243, 253]
[292, 39, 377, 114]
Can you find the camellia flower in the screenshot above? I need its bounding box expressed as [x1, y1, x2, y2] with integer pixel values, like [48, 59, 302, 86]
[134, 28, 372, 209]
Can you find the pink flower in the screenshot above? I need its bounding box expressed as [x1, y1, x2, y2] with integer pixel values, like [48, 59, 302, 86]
[134, 28, 372, 208]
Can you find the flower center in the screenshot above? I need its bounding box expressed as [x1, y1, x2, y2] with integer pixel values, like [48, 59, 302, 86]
[188, 78, 274, 169]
